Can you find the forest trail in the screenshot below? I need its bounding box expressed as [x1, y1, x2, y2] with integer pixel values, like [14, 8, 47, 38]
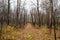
[20, 23, 60, 40]
[2, 23, 60, 40]
[21, 23, 51, 40]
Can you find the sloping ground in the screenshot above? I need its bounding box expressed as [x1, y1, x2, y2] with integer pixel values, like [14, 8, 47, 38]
[1, 23, 60, 40]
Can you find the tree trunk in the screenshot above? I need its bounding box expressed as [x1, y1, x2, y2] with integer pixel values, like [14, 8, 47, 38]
[7, 0, 10, 25]
[49, 0, 56, 40]
[37, 0, 41, 26]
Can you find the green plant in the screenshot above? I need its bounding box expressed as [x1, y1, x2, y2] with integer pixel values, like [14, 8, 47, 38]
[24, 33, 33, 40]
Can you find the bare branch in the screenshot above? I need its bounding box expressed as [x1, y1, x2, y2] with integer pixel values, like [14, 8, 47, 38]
[30, 1, 37, 7]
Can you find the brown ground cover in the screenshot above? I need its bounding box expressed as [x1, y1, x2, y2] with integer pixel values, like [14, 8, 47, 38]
[1, 23, 60, 40]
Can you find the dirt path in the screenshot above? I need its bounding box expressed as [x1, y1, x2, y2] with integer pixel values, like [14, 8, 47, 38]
[21, 23, 51, 40]
[20, 23, 60, 40]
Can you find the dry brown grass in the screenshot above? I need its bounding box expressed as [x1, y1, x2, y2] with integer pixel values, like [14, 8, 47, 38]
[1, 23, 60, 40]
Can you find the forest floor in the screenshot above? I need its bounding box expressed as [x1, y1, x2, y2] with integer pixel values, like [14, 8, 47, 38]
[1, 23, 60, 40]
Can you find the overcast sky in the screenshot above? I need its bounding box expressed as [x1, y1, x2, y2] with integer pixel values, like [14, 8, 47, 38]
[10, 0, 40, 14]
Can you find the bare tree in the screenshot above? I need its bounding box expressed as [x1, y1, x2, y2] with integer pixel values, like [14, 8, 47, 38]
[49, 0, 57, 40]
[36, 0, 41, 26]
[0, 0, 4, 39]
[7, 0, 10, 25]
[16, 0, 20, 26]
[30, 0, 41, 26]
[40, 0, 51, 27]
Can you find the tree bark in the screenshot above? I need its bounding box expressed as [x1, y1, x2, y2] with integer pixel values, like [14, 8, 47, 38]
[7, 0, 10, 25]
[37, 0, 41, 26]
[49, 0, 56, 40]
